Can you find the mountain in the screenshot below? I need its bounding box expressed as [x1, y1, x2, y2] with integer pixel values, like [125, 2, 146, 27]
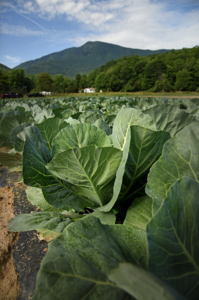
[0, 63, 11, 71]
[14, 41, 171, 78]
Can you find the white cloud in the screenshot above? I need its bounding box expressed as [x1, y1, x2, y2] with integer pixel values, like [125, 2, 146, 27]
[0, 23, 44, 36]
[1, 0, 199, 49]
[6, 55, 21, 63]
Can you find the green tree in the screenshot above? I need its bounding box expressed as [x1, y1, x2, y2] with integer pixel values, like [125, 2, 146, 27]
[166, 65, 176, 85]
[36, 72, 54, 91]
[133, 74, 144, 91]
[173, 58, 185, 72]
[134, 61, 147, 75]
[79, 74, 87, 90]
[29, 74, 37, 86]
[175, 69, 192, 91]
[59, 76, 71, 93]
[66, 84, 78, 93]
[195, 59, 199, 79]
[116, 61, 132, 85]
[0, 70, 9, 93]
[125, 69, 138, 91]
[74, 74, 81, 90]
[24, 77, 35, 93]
[152, 74, 173, 92]
[87, 69, 99, 87]
[53, 74, 64, 92]
[125, 79, 136, 92]
[94, 72, 107, 91]
[143, 60, 167, 90]
[109, 74, 122, 92]
[8, 69, 24, 92]
[193, 46, 199, 59]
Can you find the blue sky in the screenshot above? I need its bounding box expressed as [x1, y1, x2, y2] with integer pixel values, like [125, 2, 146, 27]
[0, 0, 199, 68]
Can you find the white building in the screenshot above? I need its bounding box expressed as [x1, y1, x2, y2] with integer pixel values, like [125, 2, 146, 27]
[84, 88, 95, 93]
[41, 91, 52, 95]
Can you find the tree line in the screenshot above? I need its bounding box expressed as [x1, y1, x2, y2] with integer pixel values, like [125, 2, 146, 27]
[0, 46, 199, 94]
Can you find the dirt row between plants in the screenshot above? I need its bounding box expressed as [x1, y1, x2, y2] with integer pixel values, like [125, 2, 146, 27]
[0, 168, 48, 300]
[0, 185, 19, 300]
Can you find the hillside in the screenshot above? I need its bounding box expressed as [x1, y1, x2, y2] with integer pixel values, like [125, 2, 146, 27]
[14, 41, 170, 77]
[0, 63, 11, 71]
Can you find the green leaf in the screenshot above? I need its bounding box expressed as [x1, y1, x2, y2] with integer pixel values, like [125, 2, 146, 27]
[23, 128, 55, 187]
[0, 133, 12, 148]
[10, 122, 31, 152]
[84, 111, 102, 124]
[94, 119, 112, 135]
[147, 177, 199, 300]
[101, 114, 116, 127]
[24, 125, 53, 163]
[98, 109, 169, 212]
[143, 104, 198, 137]
[0, 152, 22, 167]
[7, 212, 73, 233]
[47, 145, 122, 207]
[0, 116, 19, 140]
[42, 184, 93, 212]
[112, 108, 156, 150]
[52, 106, 72, 117]
[121, 126, 170, 199]
[37, 229, 60, 243]
[124, 195, 153, 230]
[79, 110, 94, 122]
[16, 175, 23, 183]
[52, 123, 111, 157]
[32, 216, 147, 300]
[26, 186, 64, 213]
[122, 195, 153, 268]
[36, 117, 68, 151]
[65, 117, 80, 125]
[109, 263, 185, 300]
[146, 123, 199, 214]
[88, 210, 116, 225]
[34, 112, 45, 123]
[30, 104, 43, 117]
[15, 113, 34, 125]
[23, 127, 91, 211]
[61, 109, 77, 119]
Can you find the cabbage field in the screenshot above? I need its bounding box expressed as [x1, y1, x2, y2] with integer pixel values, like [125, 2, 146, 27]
[0, 96, 199, 300]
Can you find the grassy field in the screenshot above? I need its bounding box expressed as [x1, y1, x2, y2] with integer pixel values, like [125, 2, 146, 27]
[41, 91, 199, 98]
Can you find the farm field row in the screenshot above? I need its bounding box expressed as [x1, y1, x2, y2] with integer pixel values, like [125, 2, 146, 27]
[21, 91, 199, 99]
[0, 95, 199, 300]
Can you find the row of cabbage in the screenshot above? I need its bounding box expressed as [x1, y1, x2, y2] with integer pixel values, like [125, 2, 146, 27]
[0, 96, 199, 300]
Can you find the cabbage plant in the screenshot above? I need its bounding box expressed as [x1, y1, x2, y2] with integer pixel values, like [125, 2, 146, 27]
[6, 103, 199, 300]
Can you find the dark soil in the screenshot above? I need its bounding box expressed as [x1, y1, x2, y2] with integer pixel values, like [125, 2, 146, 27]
[0, 167, 48, 300]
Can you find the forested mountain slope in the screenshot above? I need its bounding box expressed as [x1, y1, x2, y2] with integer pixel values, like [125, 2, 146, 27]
[85, 46, 199, 92]
[0, 63, 11, 71]
[13, 41, 170, 77]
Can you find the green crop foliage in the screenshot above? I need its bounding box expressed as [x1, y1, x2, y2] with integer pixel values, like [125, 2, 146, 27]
[0, 95, 198, 299]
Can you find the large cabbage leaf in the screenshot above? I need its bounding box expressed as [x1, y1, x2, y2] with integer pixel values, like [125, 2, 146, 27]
[36, 117, 68, 151]
[47, 145, 122, 207]
[52, 123, 111, 157]
[97, 108, 170, 212]
[23, 126, 92, 211]
[109, 263, 185, 300]
[147, 177, 199, 300]
[146, 122, 199, 214]
[143, 104, 197, 136]
[32, 216, 147, 300]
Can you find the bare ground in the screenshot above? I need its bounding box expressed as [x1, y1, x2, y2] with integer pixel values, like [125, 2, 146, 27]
[0, 185, 19, 300]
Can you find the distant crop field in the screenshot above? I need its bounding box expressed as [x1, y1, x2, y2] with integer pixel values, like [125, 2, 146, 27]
[29, 91, 199, 99]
